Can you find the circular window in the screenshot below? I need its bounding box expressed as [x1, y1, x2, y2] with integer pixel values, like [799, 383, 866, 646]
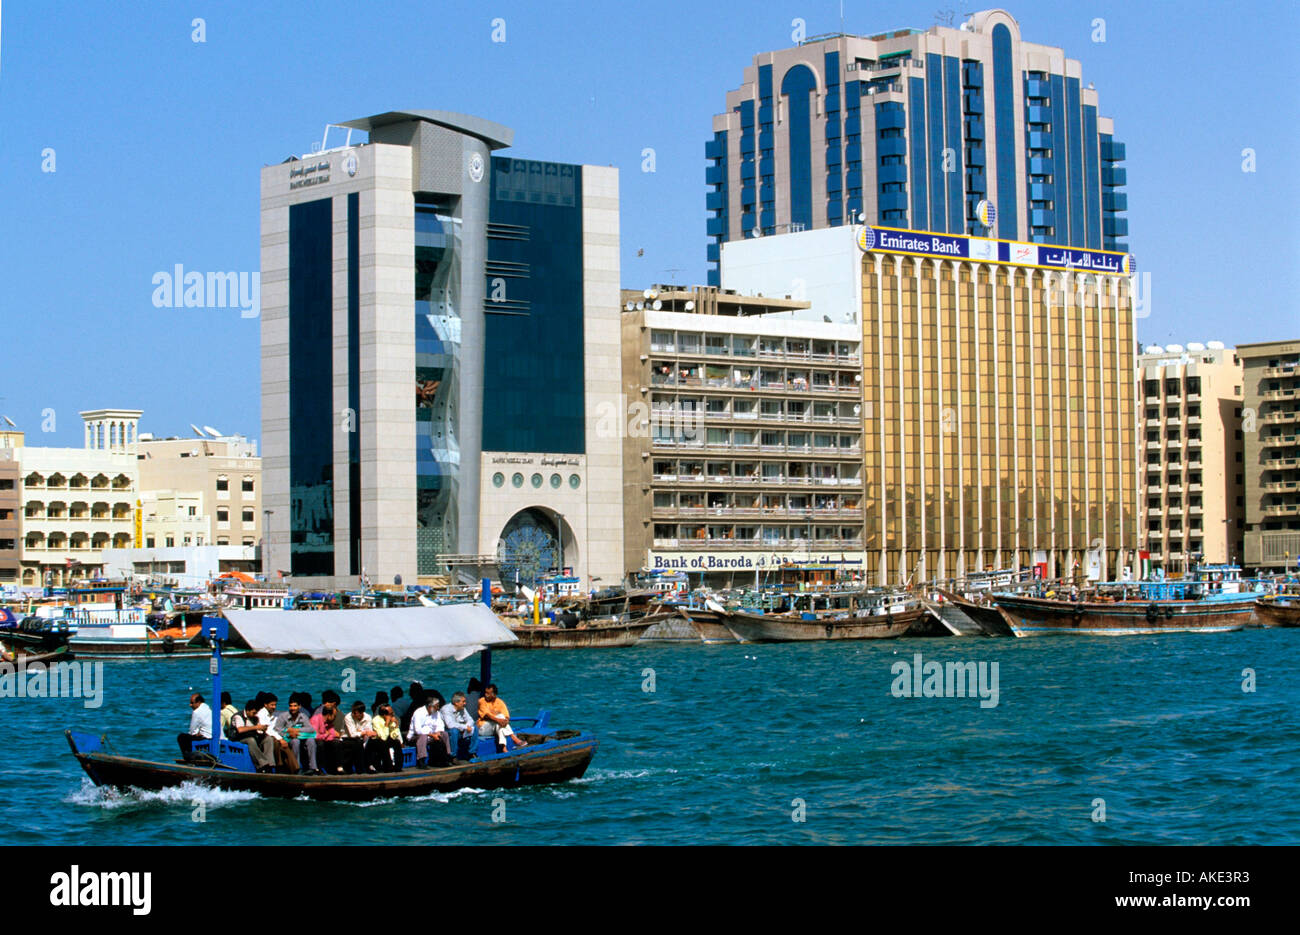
[492, 472, 505, 488]
[568, 474, 581, 489]
[550, 473, 561, 489]
[531, 473, 543, 488]
[511, 473, 524, 488]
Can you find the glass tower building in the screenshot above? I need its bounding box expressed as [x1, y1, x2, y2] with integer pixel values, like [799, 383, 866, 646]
[706, 10, 1129, 285]
[262, 111, 625, 588]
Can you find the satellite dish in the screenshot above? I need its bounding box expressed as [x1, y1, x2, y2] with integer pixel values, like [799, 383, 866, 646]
[648, 289, 659, 300]
[853, 405, 861, 415]
[684, 300, 695, 311]
[625, 301, 635, 311]
[642, 289, 653, 299]
[191, 424, 205, 437]
[636, 301, 645, 310]
[1186, 342, 1205, 351]
[1, 416, 15, 428]
[1206, 340, 1225, 350]
[751, 228, 761, 238]
[652, 300, 663, 310]
[1143, 346, 1163, 354]
[1165, 344, 1184, 353]
[203, 426, 223, 438]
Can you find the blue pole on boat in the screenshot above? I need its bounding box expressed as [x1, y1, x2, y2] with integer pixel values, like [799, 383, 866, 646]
[204, 614, 230, 751]
[480, 578, 492, 687]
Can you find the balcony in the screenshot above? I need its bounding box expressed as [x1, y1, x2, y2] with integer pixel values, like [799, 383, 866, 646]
[1262, 433, 1300, 447]
[1262, 364, 1300, 378]
[1262, 503, 1300, 517]
[1262, 410, 1300, 424]
[1145, 440, 1162, 450]
[1261, 480, 1299, 493]
[1262, 388, 1298, 401]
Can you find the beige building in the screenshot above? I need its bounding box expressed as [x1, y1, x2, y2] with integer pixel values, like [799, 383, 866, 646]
[14, 412, 142, 586]
[622, 285, 865, 584]
[1238, 340, 1300, 572]
[723, 223, 1138, 584]
[136, 433, 262, 549]
[0, 434, 20, 586]
[1137, 343, 1243, 574]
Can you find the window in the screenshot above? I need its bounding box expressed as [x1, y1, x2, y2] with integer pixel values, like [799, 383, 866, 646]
[242, 477, 254, 493]
[0, 539, 14, 550]
[165, 537, 175, 547]
[217, 537, 229, 546]
[216, 476, 229, 492]
[242, 509, 254, 523]
[146, 537, 155, 548]
[217, 507, 229, 521]
[188, 506, 197, 516]
[243, 537, 255, 546]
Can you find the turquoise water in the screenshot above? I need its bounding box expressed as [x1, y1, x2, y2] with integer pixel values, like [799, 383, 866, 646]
[5, 630, 1298, 845]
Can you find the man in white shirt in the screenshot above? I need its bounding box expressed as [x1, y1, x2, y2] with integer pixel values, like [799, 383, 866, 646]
[407, 695, 448, 768]
[257, 693, 299, 773]
[342, 701, 378, 773]
[177, 693, 212, 757]
[229, 699, 276, 772]
[441, 691, 478, 763]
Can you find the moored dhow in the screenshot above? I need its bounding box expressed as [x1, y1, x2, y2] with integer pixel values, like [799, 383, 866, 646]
[994, 565, 1267, 637]
[720, 590, 927, 643]
[1253, 595, 1300, 628]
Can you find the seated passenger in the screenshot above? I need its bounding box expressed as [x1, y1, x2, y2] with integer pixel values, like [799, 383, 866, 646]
[441, 691, 477, 762]
[477, 683, 528, 754]
[371, 704, 404, 772]
[279, 697, 320, 775]
[407, 694, 449, 768]
[257, 693, 299, 774]
[342, 700, 378, 773]
[229, 699, 276, 773]
[177, 692, 212, 757]
[218, 692, 237, 734]
[310, 702, 344, 774]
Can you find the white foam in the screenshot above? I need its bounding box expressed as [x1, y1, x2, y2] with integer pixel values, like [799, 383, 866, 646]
[66, 778, 260, 809]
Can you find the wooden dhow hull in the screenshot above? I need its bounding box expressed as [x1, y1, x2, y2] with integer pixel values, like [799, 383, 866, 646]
[675, 607, 739, 644]
[722, 606, 924, 642]
[1254, 599, 1300, 628]
[67, 730, 596, 802]
[994, 595, 1255, 637]
[936, 590, 1016, 637]
[504, 612, 670, 649]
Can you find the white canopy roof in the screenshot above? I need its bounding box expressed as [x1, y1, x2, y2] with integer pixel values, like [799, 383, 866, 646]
[224, 604, 518, 663]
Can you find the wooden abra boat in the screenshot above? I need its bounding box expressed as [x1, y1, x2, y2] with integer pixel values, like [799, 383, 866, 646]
[66, 726, 596, 803]
[1253, 596, 1300, 628]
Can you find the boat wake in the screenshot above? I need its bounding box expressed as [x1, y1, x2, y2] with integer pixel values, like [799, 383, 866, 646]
[572, 766, 680, 783]
[66, 778, 261, 810]
[333, 785, 492, 808]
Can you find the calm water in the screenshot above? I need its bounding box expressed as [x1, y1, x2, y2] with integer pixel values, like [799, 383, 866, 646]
[4, 631, 1298, 845]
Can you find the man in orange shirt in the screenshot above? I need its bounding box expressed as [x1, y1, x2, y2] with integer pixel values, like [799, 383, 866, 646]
[477, 683, 529, 753]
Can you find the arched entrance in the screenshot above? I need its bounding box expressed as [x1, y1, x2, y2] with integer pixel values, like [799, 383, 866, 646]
[495, 507, 578, 589]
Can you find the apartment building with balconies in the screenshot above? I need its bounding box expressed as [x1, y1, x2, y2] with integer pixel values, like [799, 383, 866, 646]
[1238, 339, 1300, 572]
[1137, 342, 1243, 574]
[622, 285, 865, 583]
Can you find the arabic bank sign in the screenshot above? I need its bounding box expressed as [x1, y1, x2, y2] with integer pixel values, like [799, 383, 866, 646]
[857, 224, 1134, 277]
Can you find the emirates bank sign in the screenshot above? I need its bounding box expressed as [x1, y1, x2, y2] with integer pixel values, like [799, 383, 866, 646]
[857, 224, 1134, 276]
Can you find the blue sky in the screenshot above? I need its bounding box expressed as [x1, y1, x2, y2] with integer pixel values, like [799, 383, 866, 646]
[0, 0, 1296, 446]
